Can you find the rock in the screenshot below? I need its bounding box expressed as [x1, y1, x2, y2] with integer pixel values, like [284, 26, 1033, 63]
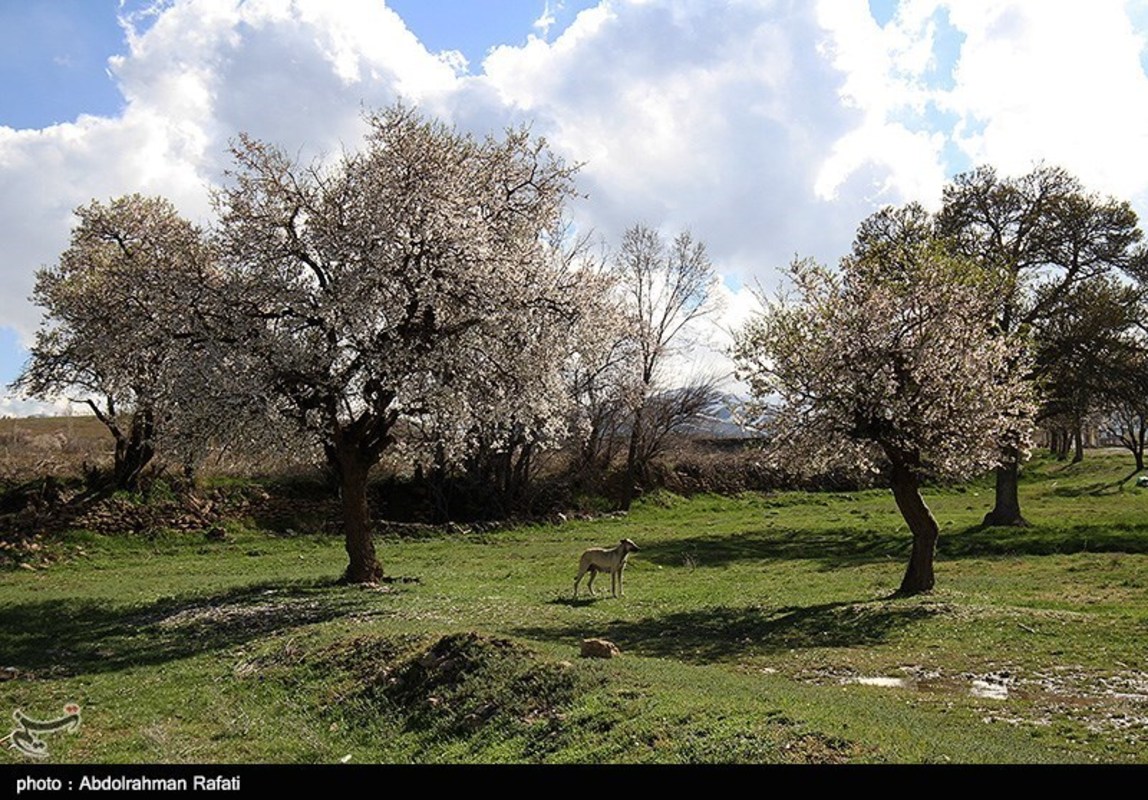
[580, 638, 621, 659]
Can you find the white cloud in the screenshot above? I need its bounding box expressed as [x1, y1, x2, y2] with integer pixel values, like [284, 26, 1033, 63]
[0, 394, 74, 419]
[476, 0, 879, 282]
[1, 0, 892, 360]
[815, 0, 1148, 205]
[813, 0, 949, 207]
[942, 0, 1148, 200]
[0, 0, 458, 343]
[533, 1, 559, 38]
[6, 0, 1148, 405]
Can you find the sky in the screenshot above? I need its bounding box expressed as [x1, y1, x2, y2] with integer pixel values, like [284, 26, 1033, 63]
[3, 0, 1148, 414]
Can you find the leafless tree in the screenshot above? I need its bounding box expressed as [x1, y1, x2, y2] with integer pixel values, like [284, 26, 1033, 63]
[614, 224, 720, 507]
[636, 378, 725, 461]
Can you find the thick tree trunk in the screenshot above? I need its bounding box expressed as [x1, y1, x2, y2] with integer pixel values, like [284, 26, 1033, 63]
[982, 449, 1028, 527]
[1072, 425, 1084, 464]
[331, 442, 383, 584]
[888, 461, 940, 595]
[111, 410, 156, 492]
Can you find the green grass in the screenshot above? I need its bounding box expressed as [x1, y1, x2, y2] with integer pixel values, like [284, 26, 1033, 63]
[1, 451, 1147, 763]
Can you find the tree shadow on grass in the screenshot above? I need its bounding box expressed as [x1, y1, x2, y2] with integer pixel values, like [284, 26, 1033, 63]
[516, 599, 936, 664]
[639, 526, 909, 572]
[940, 521, 1148, 558]
[0, 579, 391, 678]
[1045, 481, 1126, 498]
[640, 518, 1148, 574]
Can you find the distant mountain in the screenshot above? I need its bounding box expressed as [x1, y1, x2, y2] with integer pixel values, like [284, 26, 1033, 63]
[680, 392, 761, 439]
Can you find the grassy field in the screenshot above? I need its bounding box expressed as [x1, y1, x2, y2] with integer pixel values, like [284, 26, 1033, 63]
[1, 449, 1146, 764]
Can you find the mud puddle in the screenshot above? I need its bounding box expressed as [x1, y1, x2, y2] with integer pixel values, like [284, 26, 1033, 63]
[809, 665, 1148, 736]
[848, 673, 1013, 700]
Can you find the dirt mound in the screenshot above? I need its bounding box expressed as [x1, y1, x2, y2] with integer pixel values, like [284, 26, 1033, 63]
[327, 632, 584, 742]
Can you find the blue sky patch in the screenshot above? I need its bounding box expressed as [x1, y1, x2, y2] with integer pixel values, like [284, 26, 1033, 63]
[926, 7, 965, 92]
[0, 0, 127, 129]
[0, 327, 28, 395]
[386, 0, 599, 73]
[868, 0, 897, 29]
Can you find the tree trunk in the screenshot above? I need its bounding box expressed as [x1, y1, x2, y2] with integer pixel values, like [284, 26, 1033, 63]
[1072, 425, 1084, 464]
[982, 449, 1028, 527]
[1055, 429, 1069, 461]
[331, 442, 383, 584]
[888, 461, 940, 595]
[1132, 415, 1147, 473]
[620, 406, 644, 511]
[511, 440, 533, 508]
[112, 409, 156, 492]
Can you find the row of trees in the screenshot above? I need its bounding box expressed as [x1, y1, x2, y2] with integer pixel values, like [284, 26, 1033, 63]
[940, 166, 1148, 522]
[14, 105, 723, 583]
[15, 103, 1148, 593]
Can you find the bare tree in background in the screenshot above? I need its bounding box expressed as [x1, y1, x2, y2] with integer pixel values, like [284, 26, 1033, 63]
[631, 377, 724, 471]
[615, 224, 720, 508]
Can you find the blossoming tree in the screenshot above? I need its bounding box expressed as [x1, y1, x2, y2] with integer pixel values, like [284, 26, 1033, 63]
[212, 105, 583, 583]
[733, 240, 1034, 594]
[14, 195, 216, 490]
